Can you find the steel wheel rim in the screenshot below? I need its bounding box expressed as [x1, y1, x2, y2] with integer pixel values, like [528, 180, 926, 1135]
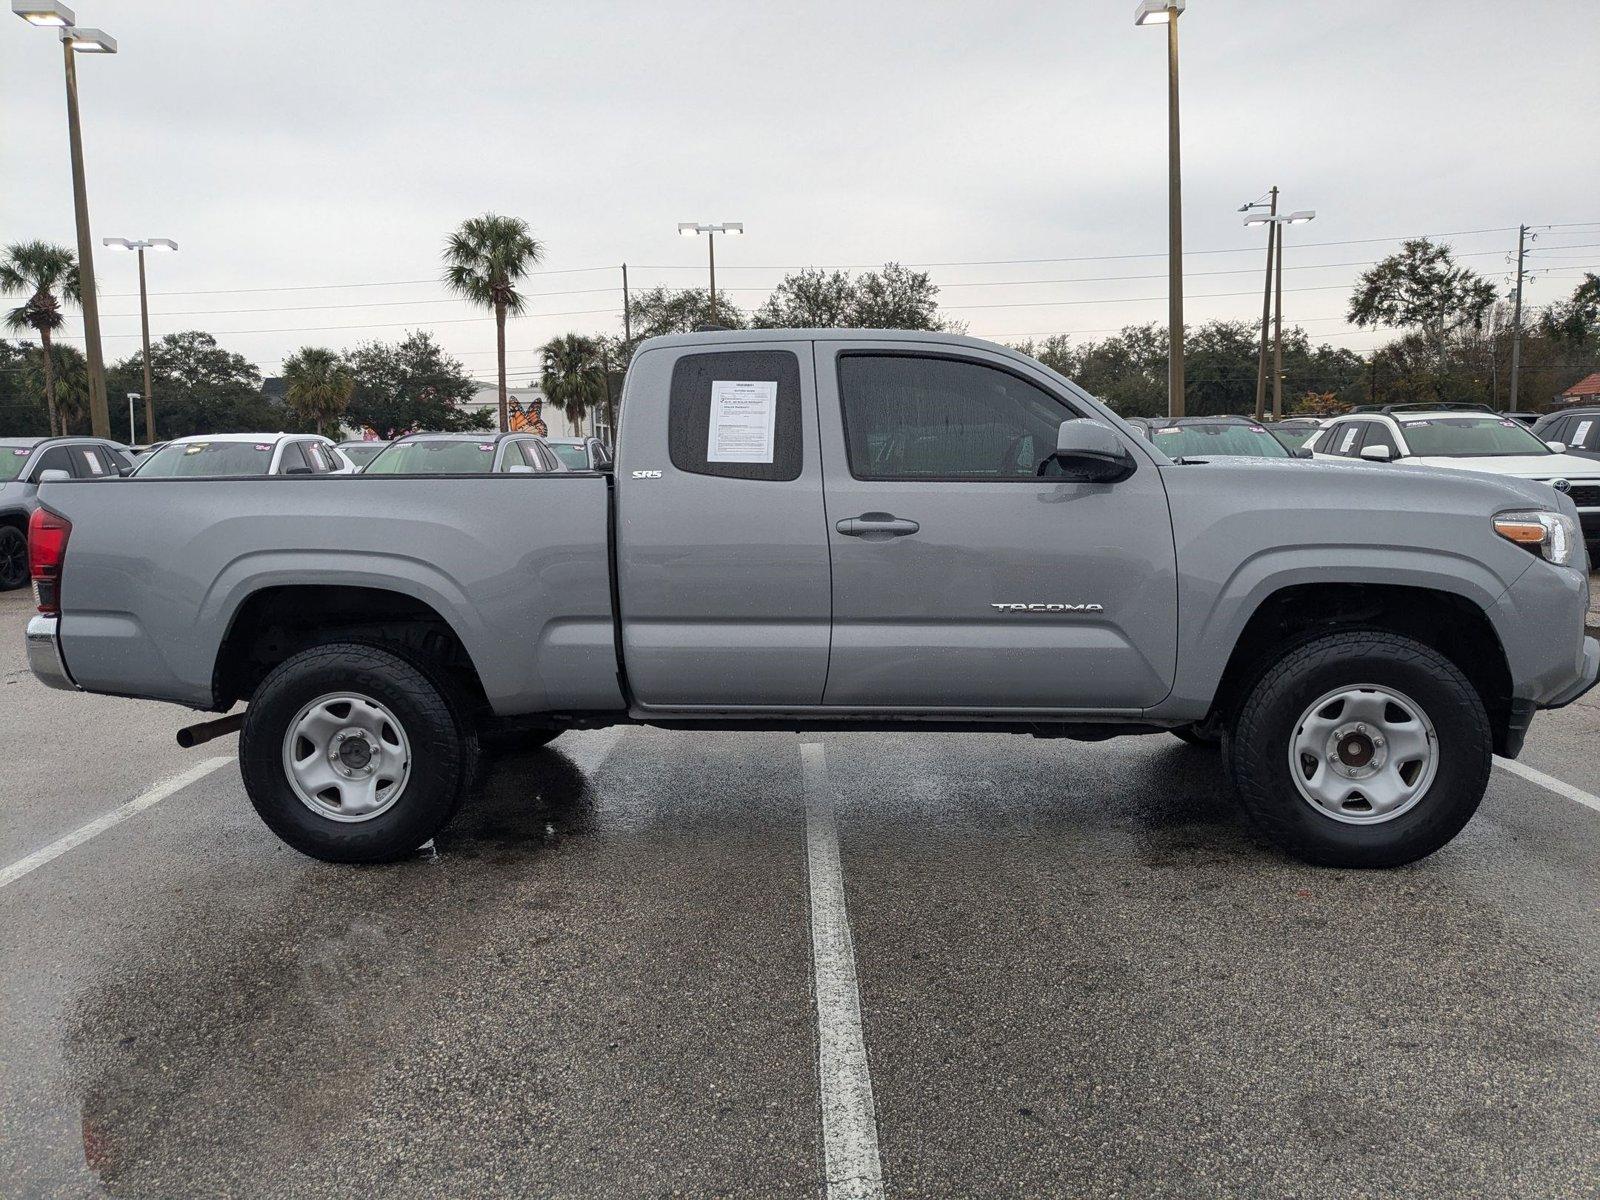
[1287, 684, 1438, 825]
[281, 691, 412, 823]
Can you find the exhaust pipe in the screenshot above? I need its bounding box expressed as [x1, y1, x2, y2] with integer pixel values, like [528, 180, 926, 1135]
[176, 712, 244, 749]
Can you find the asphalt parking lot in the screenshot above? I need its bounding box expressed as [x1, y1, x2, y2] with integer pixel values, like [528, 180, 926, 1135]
[2, 585, 1597, 1199]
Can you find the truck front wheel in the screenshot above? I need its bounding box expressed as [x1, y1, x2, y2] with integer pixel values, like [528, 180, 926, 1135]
[239, 643, 479, 863]
[1226, 631, 1491, 868]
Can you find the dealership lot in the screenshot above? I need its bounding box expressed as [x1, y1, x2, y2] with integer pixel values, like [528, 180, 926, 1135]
[2, 586, 1597, 1199]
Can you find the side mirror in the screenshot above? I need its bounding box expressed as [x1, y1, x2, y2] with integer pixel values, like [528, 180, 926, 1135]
[37, 468, 70, 483]
[1042, 419, 1136, 483]
[1293, 447, 1313, 459]
[1546, 440, 1567, 453]
[506, 464, 539, 474]
[283, 465, 314, 476]
[1358, 444, 1395, 462]
[117, 465, 133, 477]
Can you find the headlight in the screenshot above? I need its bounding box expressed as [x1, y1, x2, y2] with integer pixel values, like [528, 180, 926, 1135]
[1494, 509, 1580, 566]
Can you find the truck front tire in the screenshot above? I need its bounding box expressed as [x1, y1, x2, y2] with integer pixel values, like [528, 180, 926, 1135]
[1226, 631, 1491, 868]
[239, 643, 479, 863]
[0, 526, 28, 591]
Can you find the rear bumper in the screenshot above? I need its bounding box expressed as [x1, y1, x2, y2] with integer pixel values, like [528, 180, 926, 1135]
[26, 614, 77, 691]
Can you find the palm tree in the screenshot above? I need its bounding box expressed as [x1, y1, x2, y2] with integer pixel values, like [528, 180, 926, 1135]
[282, 346, 354, 435]
[442, 214, 545, 432]
[1, 241, 81, 436]
[27, 343, 88, 434]
[539, 333, 607, 433]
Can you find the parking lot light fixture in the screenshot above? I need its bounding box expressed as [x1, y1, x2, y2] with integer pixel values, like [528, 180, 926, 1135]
[11, 0, 73, 24]
[63, 25, 114, 51]
[103, 237, 177, 443]
[676, 222, 745, 324]
[1133, 0, 1183, 23]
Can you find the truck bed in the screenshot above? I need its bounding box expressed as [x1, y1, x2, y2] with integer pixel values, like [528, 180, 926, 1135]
[39, 474, 622, 714]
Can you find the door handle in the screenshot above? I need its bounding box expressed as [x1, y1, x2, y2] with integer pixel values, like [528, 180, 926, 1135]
[836, 513, 920, 539]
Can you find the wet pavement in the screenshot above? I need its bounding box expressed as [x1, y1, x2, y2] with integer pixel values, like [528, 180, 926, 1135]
[1, 587, 1597, 1198]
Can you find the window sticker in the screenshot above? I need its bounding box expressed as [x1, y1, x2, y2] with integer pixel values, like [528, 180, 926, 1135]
[706, 380, 778, 464]
[253, 443, 272, 451]
[11, 448, 28, 456]
[186, 443, 209, 455]
[478, 443, 494, 452]
[1575, 420, 1593, 444]
[81, 451, 104, 476]
[1339, 427, 1360, 452]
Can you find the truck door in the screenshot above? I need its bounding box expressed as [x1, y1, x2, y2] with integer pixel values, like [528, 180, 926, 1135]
[615, 341, 832, 708]
[814, 341, 1178, 711]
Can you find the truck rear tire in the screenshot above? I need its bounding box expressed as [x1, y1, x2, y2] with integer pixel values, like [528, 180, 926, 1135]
[239, 643, 479, 863]
[1226, 630, 1491, 868]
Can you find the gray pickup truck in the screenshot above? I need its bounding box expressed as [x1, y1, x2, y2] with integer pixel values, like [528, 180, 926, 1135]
[25, 330, 1599, 868]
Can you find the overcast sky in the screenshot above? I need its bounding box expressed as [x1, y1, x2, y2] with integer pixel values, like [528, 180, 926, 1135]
[3, 0, 1597, 387]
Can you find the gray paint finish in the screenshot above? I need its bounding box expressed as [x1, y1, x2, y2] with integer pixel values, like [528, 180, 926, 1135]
[29, 329, 1599, 731]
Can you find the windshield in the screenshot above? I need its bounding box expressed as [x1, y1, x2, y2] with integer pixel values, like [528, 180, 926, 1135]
[0, 447, 33, 482]
[1400, 416, 1552, 458]
[364, 439, 498, 474]
[1270, 425, 1321, 449]
[338, 443, 387, 468]
[1151, 423, 1291, 459]
[548, 443, 590, 470]
[135, 441, 275, 477]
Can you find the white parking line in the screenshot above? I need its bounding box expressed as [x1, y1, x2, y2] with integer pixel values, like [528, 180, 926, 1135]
[0, 756, 234, 892]
[800, 742, 885, 1200]
[1494, 755, 1600, 815]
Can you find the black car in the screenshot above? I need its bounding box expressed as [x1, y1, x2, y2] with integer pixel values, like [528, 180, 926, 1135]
[1530, 407, 1600, 462]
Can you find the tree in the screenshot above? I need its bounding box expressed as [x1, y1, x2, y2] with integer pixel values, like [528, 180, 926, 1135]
[539, 333, 607, 432]
[342, 330, 489, 436]
[1542, 273, 1600, 347]
[625, 285, 746, 346]
[442, 213, 545, 432]
[750, 262, 955, 331]
[752, 269, 857, 328]
[282, 346, 354, 435]
[1348, 238, 1498, 364]
[29, 343, 89, 434]
[106, 331, 277, 437]
[0, 241, 80, 436]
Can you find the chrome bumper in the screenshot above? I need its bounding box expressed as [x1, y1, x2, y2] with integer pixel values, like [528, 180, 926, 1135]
[26, 614, 77, 691]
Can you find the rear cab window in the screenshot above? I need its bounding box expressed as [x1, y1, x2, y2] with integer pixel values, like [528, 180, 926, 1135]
[669, 350, 804, 481]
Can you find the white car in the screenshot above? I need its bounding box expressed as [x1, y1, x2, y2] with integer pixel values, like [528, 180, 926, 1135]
[131, 432, 353, 477]
[1306, 405, 1600, 547]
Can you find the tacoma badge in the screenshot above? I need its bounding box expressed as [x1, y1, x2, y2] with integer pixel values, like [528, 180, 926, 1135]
[991, 602, 1105, 613]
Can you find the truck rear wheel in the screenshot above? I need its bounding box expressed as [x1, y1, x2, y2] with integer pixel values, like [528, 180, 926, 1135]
[1226, 631, 1491, 868]
[239, 643, 479, 863]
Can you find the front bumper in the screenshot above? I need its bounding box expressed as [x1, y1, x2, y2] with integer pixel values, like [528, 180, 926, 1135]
[26, 614, 77, 691]
[1543, 634, 1600, 709]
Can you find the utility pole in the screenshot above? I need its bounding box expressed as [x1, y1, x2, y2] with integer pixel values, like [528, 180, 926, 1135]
[707, 232, 717, 323]
[1243, 187, 1278, 419]
[1164, 5, 1185, 417]
[1508, 223, 1528, 412]
[621, 263, 632, 345]
[1272, 216, 1285, 419]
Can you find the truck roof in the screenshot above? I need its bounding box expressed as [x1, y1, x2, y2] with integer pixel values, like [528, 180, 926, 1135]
[636, 328, 1040, 355]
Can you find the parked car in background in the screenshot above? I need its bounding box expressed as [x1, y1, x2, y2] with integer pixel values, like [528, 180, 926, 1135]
[542, 436, 613, 472]
[128, 442, 166, 459]
[133, 433, 351, 477]
[1306, 404, 1600, 551]
[0, 436, 134, 590]
[1147, 416, 1304, 460]
[334, 439, 390, 470]
[1531, 407, 1600, 462]
[1267, 417, 1328, 451]
[1500, 411, 1540, 426]
[362, 431, 568, 474]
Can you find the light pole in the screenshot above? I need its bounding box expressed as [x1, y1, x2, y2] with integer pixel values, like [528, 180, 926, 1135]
[104, 237, 177, 441]
[126, 391, 138, 443]
[1135, 0, 1185, 417]
[13, 2, 117, 438]
[677, 222, 743, 325]
[1243, 208, 1315, 418]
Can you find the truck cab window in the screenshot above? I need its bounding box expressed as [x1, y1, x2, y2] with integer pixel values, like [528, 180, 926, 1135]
[667, 350, 803, 482]
[837, 354, 1075, 481]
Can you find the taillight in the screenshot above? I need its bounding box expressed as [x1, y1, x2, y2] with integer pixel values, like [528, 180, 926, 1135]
[28, 506, 70, 615]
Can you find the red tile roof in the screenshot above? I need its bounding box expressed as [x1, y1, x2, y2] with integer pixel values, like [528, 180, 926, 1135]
[1563, 372, 1600, 398]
